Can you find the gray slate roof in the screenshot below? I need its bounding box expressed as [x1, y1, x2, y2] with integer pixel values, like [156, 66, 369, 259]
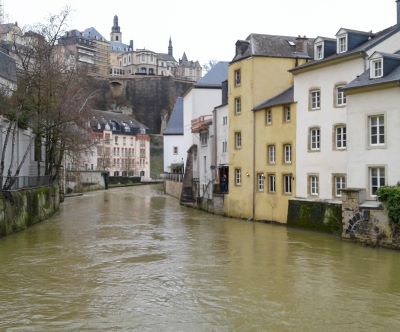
[91, 109, 148, 130]
[164, 97, 183, 135]
[158, 53, 176, 62]
[292, 25, 399, 73]
[82, 27, 108, 42]
[345, 66, 400, 90]
[195, 61, 229, 88]
[110, 41, 131, 53]
[0, 50, 17, 83]
[231, 34, 315, 63]
[253, 87, 294, 111]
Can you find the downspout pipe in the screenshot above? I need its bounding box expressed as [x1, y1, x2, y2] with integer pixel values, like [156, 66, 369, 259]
[252, 109, 256, 221]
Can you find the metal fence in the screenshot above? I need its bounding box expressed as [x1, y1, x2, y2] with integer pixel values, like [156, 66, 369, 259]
[2, 176, 52, 191]
[162, 173, 183, 183]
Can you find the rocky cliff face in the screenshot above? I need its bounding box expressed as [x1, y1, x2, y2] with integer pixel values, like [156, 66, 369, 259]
[94, 77, 194, 134]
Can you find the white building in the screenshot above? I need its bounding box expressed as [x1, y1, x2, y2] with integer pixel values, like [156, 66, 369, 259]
[292, 7, 400, 201]
[163, 97, 185, 174]
[345, 52, 400, 199]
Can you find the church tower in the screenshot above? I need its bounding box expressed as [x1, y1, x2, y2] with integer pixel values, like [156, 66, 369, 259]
[111, 15, 122, 42]
[168, 37, 173, 56]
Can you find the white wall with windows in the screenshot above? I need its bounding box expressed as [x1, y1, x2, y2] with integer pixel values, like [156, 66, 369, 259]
[215, 104, 229, 167]
[294, 57, 363, 199]
[163, 134, 185, 173]
[347, 87, 400, 198]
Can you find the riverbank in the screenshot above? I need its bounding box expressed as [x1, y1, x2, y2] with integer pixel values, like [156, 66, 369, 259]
[0, 185, 60, 238]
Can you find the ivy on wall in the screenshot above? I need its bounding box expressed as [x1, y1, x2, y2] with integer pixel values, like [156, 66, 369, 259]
[377, 186, 400, 225]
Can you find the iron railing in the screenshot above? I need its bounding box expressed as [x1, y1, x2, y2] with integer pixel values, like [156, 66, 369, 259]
[162, 173, 183, 183]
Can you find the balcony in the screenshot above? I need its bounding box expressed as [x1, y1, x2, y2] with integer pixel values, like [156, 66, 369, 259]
[191, 115, 212, 133]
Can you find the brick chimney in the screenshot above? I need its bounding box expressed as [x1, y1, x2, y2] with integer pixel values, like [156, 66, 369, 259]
[295, 35, 308, 53]
[397, 0, 400, 25]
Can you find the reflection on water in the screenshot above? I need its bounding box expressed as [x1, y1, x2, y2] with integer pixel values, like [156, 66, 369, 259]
[1, 185, 400, 331]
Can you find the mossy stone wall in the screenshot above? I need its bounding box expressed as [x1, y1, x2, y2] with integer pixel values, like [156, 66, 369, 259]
[287, 199, 342, 235]
[0, 186, 60, 238]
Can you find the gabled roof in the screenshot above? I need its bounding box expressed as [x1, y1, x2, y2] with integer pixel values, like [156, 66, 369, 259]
[158, 53, 176, 62]
[0, 50, 17, 83]
[336, 28, 374, 36]
[345, 66, 400, 90]
[231, 33, 314, 63]
[195, 61, 229, 88]
[82, 27, 108, 42]
[253, 87, 294, 111]
[292, 25, 400, 73]
[164, 97, 183, 135]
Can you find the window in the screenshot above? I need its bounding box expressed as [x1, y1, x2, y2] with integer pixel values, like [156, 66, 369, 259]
[234, 69, 241, 86]
[267, 145, 276, 164]
[123, 137, 126, 146]
[309, 128, 321, 151]
[234, 132, 242, 149]
[370, 167, 385, 196]
[309, 175, 319, 196]
[284, 106, 291, 123]
[257, 173, 265, 192]
[265, 109, 272, 125]
[335, 125, 347, 149]
[222, 141, 227, 153]
[235, 168, 241, 186]
[284, 144, 292, 164]
[223, 116, 228, 125]
[310, 90, 321, 110]
[337, 35, 347, 53]
[369, 115, 385, 146]
[334, 175, 346, 198]
[173, 146, 178, 155]
[315, 44, 323, 60]
[234, 97, 241, 115]
[268, 174, 276, 193]
[371, 59, 383, 78]
[200, 132, 208, 146]
[283, 175, 292, 194]
[336, 86, 347, 106]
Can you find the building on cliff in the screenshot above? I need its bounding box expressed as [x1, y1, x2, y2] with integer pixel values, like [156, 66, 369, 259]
[68, 110, 150, 179]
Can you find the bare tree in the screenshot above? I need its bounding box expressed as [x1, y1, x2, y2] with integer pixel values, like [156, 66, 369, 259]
[0, 9, 97, 191]
[202, 59, 218, 74]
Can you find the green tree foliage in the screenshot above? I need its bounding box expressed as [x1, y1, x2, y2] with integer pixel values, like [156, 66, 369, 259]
[377, 186, 400, 225]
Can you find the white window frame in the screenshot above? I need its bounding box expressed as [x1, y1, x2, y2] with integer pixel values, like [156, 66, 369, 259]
[222, 141, 227, 153]
[234, 69, 241, 86]
[235, 168, 241, 186]
[266, 109, 272, 125]
[335, 125, 347, 150]
[369, 167, 385, 197]
[309, 175, 319, 196]
[173, 146, 178, 155]
[284, 106, 291, 123]
[268, 174, 276, 193]
[268, 145, 276, 164]
[235, 97, 241, 115]
[283, 174, 292, 194]
[310, 90, 321, 110]
[336, 86, 347, 106]
[334, 175, 346, 198]
[315, 43, 324, 60]
[310, 128, 321, 151]
[284, 144, 292, 164]
[257, 173, 264, 192]
[369, 115, 385, 146]
[200, 132, 208, 146]
[234, 132, 242, 149]
[337, 35, 347, 53]
[371, 59, 383, 78]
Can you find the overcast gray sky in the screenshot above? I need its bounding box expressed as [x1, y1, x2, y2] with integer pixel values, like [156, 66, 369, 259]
[5, 0, 397, 65]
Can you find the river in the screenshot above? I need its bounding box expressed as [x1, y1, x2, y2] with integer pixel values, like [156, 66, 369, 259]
[1, 185, 400, 331]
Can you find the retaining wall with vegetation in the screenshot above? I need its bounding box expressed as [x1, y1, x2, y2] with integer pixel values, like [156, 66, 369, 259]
[0, 185, 60, 238]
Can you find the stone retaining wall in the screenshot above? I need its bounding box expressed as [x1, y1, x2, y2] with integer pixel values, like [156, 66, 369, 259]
[0, 185, 60, 238]
[165, 180, 183, 200]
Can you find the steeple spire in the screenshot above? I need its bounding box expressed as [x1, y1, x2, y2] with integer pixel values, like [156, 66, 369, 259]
[110, 15, 122, 42]
[168, 37, 173, 56]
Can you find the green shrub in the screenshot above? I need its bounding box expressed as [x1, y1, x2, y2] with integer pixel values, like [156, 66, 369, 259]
[377, 186, 400, 224]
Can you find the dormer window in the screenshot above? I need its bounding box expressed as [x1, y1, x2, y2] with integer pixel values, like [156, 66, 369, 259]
[337, 35, 347, 53]
[371, 59, 383, 78]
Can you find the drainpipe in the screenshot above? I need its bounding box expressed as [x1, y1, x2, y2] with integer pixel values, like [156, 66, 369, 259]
[397, 0, 400, 26]
[252, 108, 256, 221]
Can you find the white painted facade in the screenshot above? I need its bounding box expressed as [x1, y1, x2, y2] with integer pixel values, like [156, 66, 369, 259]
[163, 134, 185, 173]
[347, 87, 400, 198]
[294, 29, 400, 200]
[214, 104, 229, 167]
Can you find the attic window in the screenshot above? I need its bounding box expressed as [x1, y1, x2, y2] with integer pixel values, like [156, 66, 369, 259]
[287, 40, 295, 46]
[315, 42, 324, 60]
[370, 59, 383, 78]
[337, 35, 347, 53]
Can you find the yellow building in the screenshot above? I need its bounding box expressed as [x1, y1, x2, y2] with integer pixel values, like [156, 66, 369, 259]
[225, 34, 312, 222]
[253, 88, 296, 223]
